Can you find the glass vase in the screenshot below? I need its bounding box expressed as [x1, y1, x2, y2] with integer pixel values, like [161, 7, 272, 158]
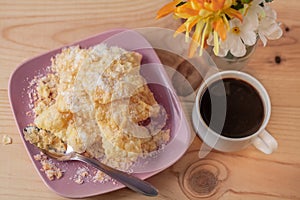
[207, 43, 257, 71]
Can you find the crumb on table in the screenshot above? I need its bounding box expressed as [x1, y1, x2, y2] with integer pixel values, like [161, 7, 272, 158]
[2, 135, 12, 145]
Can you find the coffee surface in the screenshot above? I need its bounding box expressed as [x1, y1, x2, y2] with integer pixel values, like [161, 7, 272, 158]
[200, 78, 264, 138]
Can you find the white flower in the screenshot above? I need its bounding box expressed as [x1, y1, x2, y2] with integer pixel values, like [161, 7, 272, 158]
[208, 18, 257, 57]
[244, 0, 265, 29]
[257, 5, 283, 46]
[206, 1, 282, 58]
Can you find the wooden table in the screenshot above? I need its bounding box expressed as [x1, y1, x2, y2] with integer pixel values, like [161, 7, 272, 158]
[1, 1, 299, 199]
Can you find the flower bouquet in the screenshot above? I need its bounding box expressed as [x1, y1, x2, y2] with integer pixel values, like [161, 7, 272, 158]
[156, 0, 282, 59]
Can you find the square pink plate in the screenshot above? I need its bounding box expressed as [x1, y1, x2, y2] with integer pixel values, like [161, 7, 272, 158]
[9, 29, 191, 198]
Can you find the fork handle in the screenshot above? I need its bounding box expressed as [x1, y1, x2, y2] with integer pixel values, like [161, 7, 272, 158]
[72, 154, 158, 196]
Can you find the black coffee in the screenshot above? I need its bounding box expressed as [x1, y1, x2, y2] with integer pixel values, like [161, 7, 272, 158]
[200, 78, 264, 138]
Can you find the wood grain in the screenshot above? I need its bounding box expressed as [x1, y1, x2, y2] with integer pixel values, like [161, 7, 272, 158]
[1, 0, 300, 199]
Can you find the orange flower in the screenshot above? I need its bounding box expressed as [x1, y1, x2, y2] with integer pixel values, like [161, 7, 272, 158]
[156, 0, 243, 57]
[156, 0, 182, 19]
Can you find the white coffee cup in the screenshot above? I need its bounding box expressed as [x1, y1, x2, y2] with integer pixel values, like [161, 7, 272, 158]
[192, 70, 278, 154]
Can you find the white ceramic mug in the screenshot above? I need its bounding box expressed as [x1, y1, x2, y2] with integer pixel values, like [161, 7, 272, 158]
[192, 70, 278, 154]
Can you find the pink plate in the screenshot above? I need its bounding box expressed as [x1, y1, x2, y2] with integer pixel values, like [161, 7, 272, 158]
[8, 29, 191, 198]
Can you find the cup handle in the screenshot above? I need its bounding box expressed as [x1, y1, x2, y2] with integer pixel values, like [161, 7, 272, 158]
[252, 130, 278, 154]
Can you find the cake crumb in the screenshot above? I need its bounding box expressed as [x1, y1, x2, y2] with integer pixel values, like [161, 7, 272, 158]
[93, 170, 105, 182]
[74, 176, 84, 184]
[34, 152, 64, 180]
[2, 135, 12, 145]
[93, 170, 111, 183]
[73, 167, 90, 184]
